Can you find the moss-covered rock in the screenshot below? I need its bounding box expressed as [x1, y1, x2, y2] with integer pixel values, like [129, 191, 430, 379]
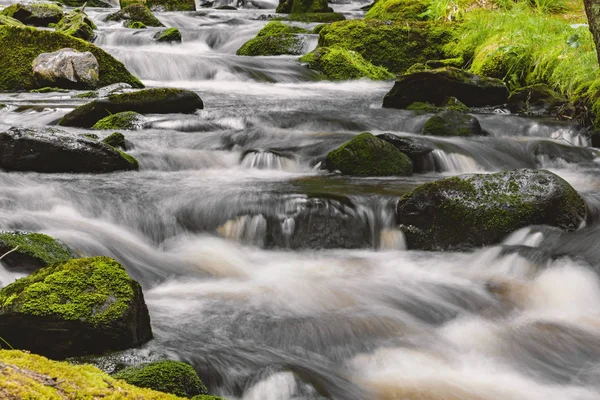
[106, 4, 164, 27]
[396, 169, 586, 250]
[326, 132, 412, 176]
[73, 90, 98, 98]
[55, 9, 96, 41]
[376, 133, 434, 164]
[299, 47, 394, 80]
[113, 360, 209, 397]
[365, 0, 428, 21]
[406, 96, 469, 114]
[125, 20, 147, 28]
[0, 256, 153, 359]
[154, 27, 181, 42]
[0, 14, 24, 26]
[283, 12, 345, 22]
[0, 26, 143, 92]
[0, 231, 75, 274]
[312, 23, 327, 34]
[30, 86, 70, 93]
[120, 0, 196, 11]
[425, 57, 463, 69]
[508, 83, 567, 116]
[59, 88, 203, 127]
[317, 20, 452, 74]
[383, 67, 509, 109]
[236, 22, 308, 56]
[0, 350, 188, 399]
[276, 0, 331, 14]
[0, 126, 139, 172]
[93, 111, 143, 130]
[102, 132, 127, 149]
[57, 0, 112, 7]
[1, 3, 63, 27]
[422, 110, 482, 136]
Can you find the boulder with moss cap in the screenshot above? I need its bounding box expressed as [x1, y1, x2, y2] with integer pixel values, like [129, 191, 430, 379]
[59, 88, 203, 127]
[0, 231, 75, 274]
[364, 0, 428, 21]
[106, 4, 164, 27]
[237, 22, 309, 56]
[0, 14, 24, 26]
[422, 110, 482, 137]
[154, 27, 181, 42]
[1, 3, 63, 27]
[300, 47, 393, 80]
[396, 169, 586, 250]
[508, 84, 567, 116]
[93, 111, 143, 130]
[102, 132, 129, 150]
[0, 26, 143, 91]
[0, 126, 139, 172]
[276, 0, 331, 13]
[113, 360, 209, 397]
[0, 256, 153, 359]
[55, 9, 97, 41]
[120, 0, 196, 11]
[325, 132, 413, 176]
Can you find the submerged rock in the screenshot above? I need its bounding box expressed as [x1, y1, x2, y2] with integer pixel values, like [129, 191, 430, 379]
[154, 27, 181, 43]
[59, 88, 203, 127]
[396, 169, 586, 250]
[0, 231, 75, 274]
[325, 132, 413, 176]
[55, 9, 97, 41]
[0, 26, 143, 91]
[112, 360, 209, 397]
[383, 67, 509, 109]
[32, 48, 99, 89]
[1, 3, 63, 27]
[0, 126, 139, 173]
[106, 4, 164, 27]
[422, 110, 482, 136]
[299, 47, 393, 81]
[0, 256, 153, 359]
[508, 84, 567, 116]
[237, 22, 308, 56]
[377, 133, 434, 163]
[93, 111, 143, 130]
[276, 0, 331, 13]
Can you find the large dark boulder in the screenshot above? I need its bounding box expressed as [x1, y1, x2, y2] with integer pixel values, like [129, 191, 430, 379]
[0, 126, 139, 173]
[0, 231, 75, 274]
[1, 3, 63, 27]
[376, 133, 434, 162]
[59, 88, 203, 128]
[508, 84, 567, 116]
[396, 169, 586, 250]
[383, 67, 509, 109]
[325, 132, 413, 176]
[0, 256, 153, 359]
[422, 110, 483, 137]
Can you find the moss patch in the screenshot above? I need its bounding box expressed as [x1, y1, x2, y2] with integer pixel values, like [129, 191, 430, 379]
[282, 12, 345, 22]
[0, 26, 143, 91]
[0, 231, 75, 270]
[55, 9, 96, 41]
[30, 87, 70, 93]
[276, 0, 330, 13]
[106, 4, 164, 27]
[1, 3, 63, 27]
[0, 14, 24, 26]
[93, 111, 142, 130]
[154, 27, 181, 42]
[365, 0, 429, 21]
[121, 0, 196, 11]
[113, 360, 209, 397]
[0, 350, 184, 399]
[102, 132, 127, 149]
[300, 47, 394, 80]
[73, 90, 98, 98]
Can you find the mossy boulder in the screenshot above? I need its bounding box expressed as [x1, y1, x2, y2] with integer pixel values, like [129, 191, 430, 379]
[317, 20, 452, 74]
[59, 88, 203, 127]
[57, 0, 112, 7]
[508, 84, 567, 116]
[106, 4, 164, 27]
[0, 231, 75, 274]
[276, 0, 331, 13]
[120, 0, 196, 11]
[425, 57, 463, 69]
[299, 47, 394, 81]
[0, 350, 190, 399]
[0, 256, 153, 359]
[422, 110, 482, 137]
[1, 3, 63, 27]
[154, 27, 181, 42]
[365, 0, 428, 21]
[383, 67, 509, 109]
[283, 12, 345, 22]
[376, 133, 433, 164]
[406, 97, 469, 114]
[396, 169, 586, 250]
[113, 360, 209, 397]
[0, 126, 139, 173]
[0, 26, 143, 92]
[55, 9, 97, 41]
[325, 132, 412, 176]
[93, 111, 143, 130]
[102, 132, 128, 149]
[0, 14, 24, 26]
[236, 22, 308, 56]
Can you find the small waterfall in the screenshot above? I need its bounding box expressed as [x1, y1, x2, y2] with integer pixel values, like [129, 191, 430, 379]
[427, 149, 483, 173]
[241, 150, 298, 170]
[216, 214, 267, 246]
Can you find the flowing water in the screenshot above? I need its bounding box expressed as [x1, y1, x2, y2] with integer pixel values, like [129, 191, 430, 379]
[2, 2, 600, 399]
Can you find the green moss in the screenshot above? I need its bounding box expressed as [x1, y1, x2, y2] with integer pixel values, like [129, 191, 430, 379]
[422, 110, 480, 136]
[0, 257, 139, 326]
[57, 0, 112, 7]
[406, 101, 440, 113]
[1, 3, 63, 27]
[407, 96, 468, 114]
[326, 132, 413, 176]
[237, 34, 304, 56]
[120, 0, 196, 11]
[117, 149, 139, 169]
[73, 91, 98, 98]
[284, 12, 345, 23]
[154, 27, 181, 42]
[258, 21, 310, 36]
[106, 4, 164, 27]
[317, 19, 453, 74]
[405, 62, 429, 74]
[312, 23, 327, 34]
[55, 9, 96, 41]
[0, 350, 184, 399]
[0, 14, 24, 26]
[443, 96, 469, 112]
[425, 57, 463, 69]
[276, 0, 330, 13]
[365, 0, 429, 21]
[299, 47, 394, 80]
[0, 231, 74, 267]
[113, 360, 208, 397]
[30, 87, 69, 93]
[102, 132, 126, 149]
[0, 26, 143, 91]
[125, 20, 147, 29]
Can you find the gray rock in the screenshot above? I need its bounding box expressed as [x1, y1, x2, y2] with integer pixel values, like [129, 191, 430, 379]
[32, 48, 99, 89]
[422, 110, 483, 137]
